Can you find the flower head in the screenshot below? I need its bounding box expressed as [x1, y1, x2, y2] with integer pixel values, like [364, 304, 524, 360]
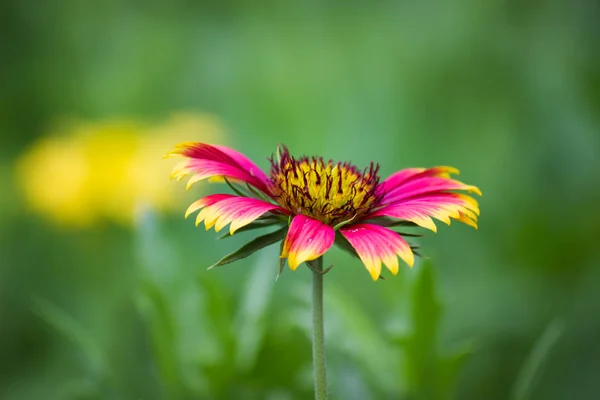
[168, 143, 481, 280]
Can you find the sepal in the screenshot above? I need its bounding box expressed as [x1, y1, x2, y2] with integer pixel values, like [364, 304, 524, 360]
[208, 226, 287, 269]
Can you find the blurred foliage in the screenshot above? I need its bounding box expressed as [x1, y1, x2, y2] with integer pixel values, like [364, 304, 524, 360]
[1, 0, 600, 399]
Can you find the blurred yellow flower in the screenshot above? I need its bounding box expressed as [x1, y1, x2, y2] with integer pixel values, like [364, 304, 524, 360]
[16, 113, 225, 227]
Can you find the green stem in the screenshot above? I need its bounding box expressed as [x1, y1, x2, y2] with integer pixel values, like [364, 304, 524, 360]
[311, 256, 328, 400]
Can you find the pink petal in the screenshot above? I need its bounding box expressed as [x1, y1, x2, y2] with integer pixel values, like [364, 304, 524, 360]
[377, 168, 426, 194]
[378, 166, 459, 196]
[371, 166, 481, 231]
[383, 176, 481, 204]
[369, 193, 480, 231]
[182, 160, 266, 190]
[185, 194, 286, 234]
[281, 215, 335, 270]
[340, 224, 414, 280]
[213, 145, 271, 188]
[168, 143, 273, 195]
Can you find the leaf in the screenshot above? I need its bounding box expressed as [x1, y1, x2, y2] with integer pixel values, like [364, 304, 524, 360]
[305, 258, 321, 272]
[399, 232, 423, 238]
[276, 241, 286, 281]
[334, 232, 360, 259]
[224, 177, 251, 197]
[511, 319, 565, 400]
[208, 226, 287, 269]
[306, 258, 334, 274]
[136, 282, 184, 393]
[217, 220, 285, 239]
[366, 217, 418, 228]
[31, 297, 107, 379]
[324, 285, 399, 392]
[437, 345, 473, 399]
[404, 261, 441, 390]
[333, 214, 357, 230]
[234, 250, 277, 372]
[396, 260, 473, 400]
[245, 183, 275, 203]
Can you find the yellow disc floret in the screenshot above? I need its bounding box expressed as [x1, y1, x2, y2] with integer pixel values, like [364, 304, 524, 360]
[270, 147, 381, 225]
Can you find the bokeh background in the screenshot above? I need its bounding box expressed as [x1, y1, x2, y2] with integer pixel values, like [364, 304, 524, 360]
[2, 1, 600, 399]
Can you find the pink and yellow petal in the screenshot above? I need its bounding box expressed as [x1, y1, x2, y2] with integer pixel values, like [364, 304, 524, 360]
[213, 145, 271, 187]
[167, 142, 273, 194]
[379, 166, 460, 194]
[185, 194, 230, 218]
[340, 224, 414, 280]
[378, 168, 425, 194]
[185, 194, 284, 234]
[182, 160, 263, 190]
[372, 167, 481, 231]
[282, 215, 335, 270]
[378, 165, 481, 207]
[369, 192, 480, 231]
[383, 177, 481, 204]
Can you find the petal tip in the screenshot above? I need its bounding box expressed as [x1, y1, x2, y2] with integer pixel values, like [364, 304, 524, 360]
[287, 258, 300, 271]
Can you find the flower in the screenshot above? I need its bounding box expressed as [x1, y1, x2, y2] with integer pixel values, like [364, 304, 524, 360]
[168, 143, 481, 280]
[17, 113, 224, 227]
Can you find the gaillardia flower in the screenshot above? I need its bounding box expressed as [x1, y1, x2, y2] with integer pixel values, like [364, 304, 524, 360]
[168, 143, 481, 280]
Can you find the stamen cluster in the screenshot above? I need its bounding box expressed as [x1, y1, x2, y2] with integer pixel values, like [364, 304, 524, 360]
[270, 147, 381, 225]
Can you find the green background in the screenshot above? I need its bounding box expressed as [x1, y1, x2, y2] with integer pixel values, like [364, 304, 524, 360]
[2, 1, 599, 399]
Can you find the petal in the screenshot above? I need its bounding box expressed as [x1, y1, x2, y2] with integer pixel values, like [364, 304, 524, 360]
[213, 145, 272, 187]
[281, 215, 335, 270]
[185, 194, 286, 234]
[185, 194, 231, 218]
[383, 177, 481, 204]
[378, 167, 480, 204]
[378, 166, 459, 196]
[168, 143, 273, 194]
[340, 224, 414, 280]
[369, 192, 480, 231]
[182, 160, 258, 190]
[371, 166, 481, 230]
[377, 168, 425, 194]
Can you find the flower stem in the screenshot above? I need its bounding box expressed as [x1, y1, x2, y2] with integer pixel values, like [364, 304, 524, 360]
[311, 256, 328, 400]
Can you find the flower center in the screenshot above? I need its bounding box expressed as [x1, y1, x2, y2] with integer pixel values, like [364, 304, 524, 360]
[270, 147, 381, 225]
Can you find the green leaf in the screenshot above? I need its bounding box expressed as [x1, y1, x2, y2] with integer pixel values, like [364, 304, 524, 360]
[305, 258, 321, 272]
[511, 319, 565, 400]
[334, 232, 360, 259]
[437, 345, 473, 399]
[217, 220, 285, 239]
[405, 261, 441, 389]
[234, 250, 277, 372]
[397, 232, 423, 238]
[276, 241, 286, 281]
[208, 226, 287, 269]
[333, 214, 357, 230]
[245, 183, 275, 203]
[396, 260, 473, 400]
[366, 217, 418, 228]
[136, 282, 184, 394]
[324, 285, 399, 392]
[31, 297, 107, 379]
[224, 177, 250, 197]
